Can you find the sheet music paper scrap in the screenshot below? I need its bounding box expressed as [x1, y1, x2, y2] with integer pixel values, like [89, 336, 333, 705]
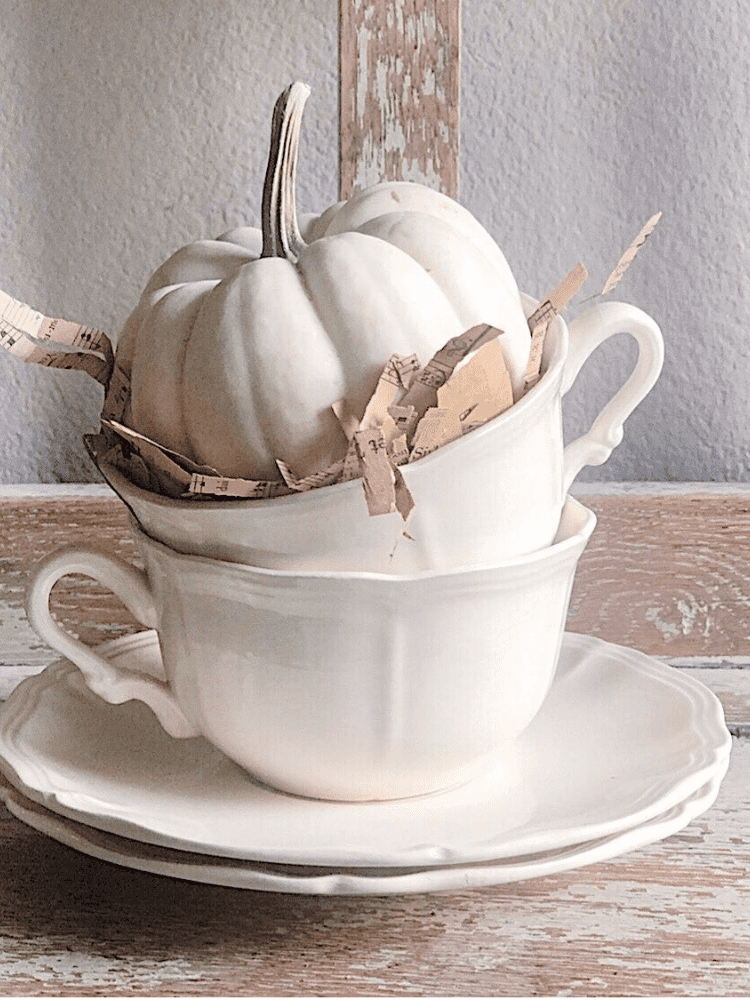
[397, 324, 503, 423]
[600, 213, 662, 296]
[0, 289, 114, 386]
[91, 421, 293, 500]
[354, 426, 399, 516]
[276, 457, 345, 493]
[187, 473, 292, 500]
[101, 360, 131, 422]
[340, 332, 506, 519]
[409, 339, 514, 461]
[523, 263, 588, 392]
[92, 420, 204, 499]
[436, 338, 514, 432]
[409, 407, 463, 462]
[358, 352, 420, 430]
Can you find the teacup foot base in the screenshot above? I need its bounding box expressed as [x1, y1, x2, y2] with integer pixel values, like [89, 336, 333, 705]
[238, 749, 514, 804]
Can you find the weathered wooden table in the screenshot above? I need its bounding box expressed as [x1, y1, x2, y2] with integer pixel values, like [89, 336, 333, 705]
[0, 483, 747, 996]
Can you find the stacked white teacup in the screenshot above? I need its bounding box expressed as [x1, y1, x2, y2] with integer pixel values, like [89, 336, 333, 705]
[26, 297, 663, 802]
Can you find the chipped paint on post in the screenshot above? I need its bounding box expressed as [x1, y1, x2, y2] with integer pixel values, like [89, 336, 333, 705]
[339, 0, 461, 199]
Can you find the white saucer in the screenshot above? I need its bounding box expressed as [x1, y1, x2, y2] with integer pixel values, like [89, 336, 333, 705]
[0, 631, 731, 869]
[0, 765, 728, 894]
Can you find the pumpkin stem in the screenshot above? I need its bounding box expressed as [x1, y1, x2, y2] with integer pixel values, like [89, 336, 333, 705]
[261, 82, 310, 263]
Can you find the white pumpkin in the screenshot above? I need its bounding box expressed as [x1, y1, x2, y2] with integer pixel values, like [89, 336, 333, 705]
[116, 82, 531, 481]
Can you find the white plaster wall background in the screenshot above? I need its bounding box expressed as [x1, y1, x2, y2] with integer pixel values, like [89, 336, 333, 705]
[461, 0, 750, 481]
[0, 0, 747, 482]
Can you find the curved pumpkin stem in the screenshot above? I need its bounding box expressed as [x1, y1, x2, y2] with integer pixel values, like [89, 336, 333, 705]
[261, 81, 310, 263]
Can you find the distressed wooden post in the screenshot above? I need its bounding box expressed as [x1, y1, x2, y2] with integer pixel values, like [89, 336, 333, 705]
[338, 0, 461, 200]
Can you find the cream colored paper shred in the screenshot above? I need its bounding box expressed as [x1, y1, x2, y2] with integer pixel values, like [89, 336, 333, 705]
[524, 262, 588, 392]
[276, 458, 345, 492]
[601, 213, 662, 296]
[354, 426, 399, 516]
[436, 338, 514, 431]
[410, 407, 463, 461]
[0, 289, 113, 386]
[188, 474, 292, 499]
[398, 324, 502, 424]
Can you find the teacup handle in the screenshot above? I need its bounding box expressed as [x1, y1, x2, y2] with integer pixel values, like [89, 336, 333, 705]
[25, 545, 199, 738]
[562, 301, 664, 492]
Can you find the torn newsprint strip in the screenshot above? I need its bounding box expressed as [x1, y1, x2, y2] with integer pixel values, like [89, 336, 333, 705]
[523, 262, 588, 392]
[600, 212, 663, 296]
[0, 289, 113, 386]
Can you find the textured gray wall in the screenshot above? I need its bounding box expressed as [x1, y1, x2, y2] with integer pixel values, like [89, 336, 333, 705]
[0, 0, 746, 483]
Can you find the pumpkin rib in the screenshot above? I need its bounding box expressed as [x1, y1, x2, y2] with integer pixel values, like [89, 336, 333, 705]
[115, 281, 194, 421]
[357, 211, 520, 301]
[130, 280, 221, 461]
[242, 265, 349, 478]
[215, 227, 264, 254]
[297, 231, 465, 418]
[301, 204, 343, 244]
[118, 239, 259, 380]
[355, 211, 531, 397]
[321, 181, 521, 299]
[181, 269, 274, 479]
[182, 258, 348, 481]
[142, 240, 259, 300]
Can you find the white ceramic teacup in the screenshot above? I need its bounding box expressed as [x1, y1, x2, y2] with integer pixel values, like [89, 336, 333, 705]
[100, 298, 661, 573]
[26, 496, 596, 802]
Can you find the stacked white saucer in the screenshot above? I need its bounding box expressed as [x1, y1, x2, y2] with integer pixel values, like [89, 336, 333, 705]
[0, 631, 731, 894]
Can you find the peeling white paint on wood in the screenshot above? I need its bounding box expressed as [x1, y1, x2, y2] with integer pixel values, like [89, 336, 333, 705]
[0, 484, 114, 498]
[0, 605, 52, 670]
[568, 492, 750, 657]
[0, 743, 745, 994]
[339, 0, 461, 198]
[0, 937, 199, 991]
[571, 481, 750, 496]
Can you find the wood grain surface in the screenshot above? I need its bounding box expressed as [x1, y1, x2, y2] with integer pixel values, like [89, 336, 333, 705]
[0, 489, 748, 996]
[0, 745, 745, 996]
[339, 0, 461, 198]
[0, 497, 139, 668]
[569, 492, 750, 660]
